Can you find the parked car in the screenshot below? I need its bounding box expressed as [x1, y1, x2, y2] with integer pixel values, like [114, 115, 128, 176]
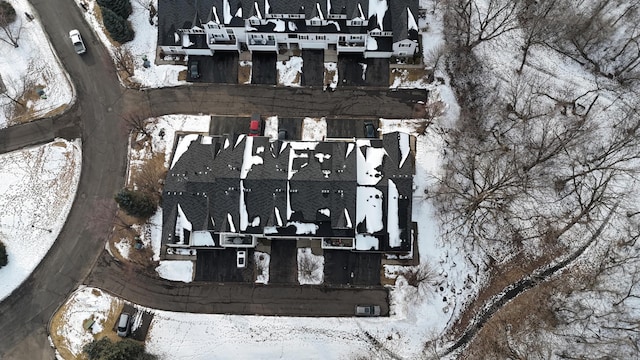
[236, 250, 247, 268]
[278, 129, 288, 140]
[69, 29, 86, 55]
[190, 61, 200, 79]
[363, 122, 376, 138]
[355, 305, 381, 316]
[116, 312, 131, 337]
[249, 114, 262, 136]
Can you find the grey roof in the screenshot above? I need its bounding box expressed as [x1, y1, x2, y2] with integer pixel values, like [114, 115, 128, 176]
[161, 132, 415, 252]
[158, 0, 418, 46]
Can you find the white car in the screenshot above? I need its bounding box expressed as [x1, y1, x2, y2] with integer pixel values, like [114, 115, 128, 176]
[69, 29, 86, 54]
[236, 250, 247, 268]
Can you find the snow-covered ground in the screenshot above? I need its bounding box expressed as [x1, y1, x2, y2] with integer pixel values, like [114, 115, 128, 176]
[277, 56, 303, 86]
[0, 139, 82, 301]
[301, 117, 327, 141]
[0, 0, 73, 129]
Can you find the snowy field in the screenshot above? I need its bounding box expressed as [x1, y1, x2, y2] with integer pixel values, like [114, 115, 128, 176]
[0, 139, 82, 301]
[0, 0, 73, 128]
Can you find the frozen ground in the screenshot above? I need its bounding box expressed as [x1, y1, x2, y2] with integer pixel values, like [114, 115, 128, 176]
[301, 117, 327, 141]
[0, 139, 82, 301]
[0, 0, 73, 129]
[277, 56, 303, 86]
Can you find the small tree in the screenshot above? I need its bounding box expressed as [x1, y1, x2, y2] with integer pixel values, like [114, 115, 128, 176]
[84, 337, 157, 360]
[101, 7, 134, 44]
[0, 240, 8, 268]
[114, 188, 157, 219]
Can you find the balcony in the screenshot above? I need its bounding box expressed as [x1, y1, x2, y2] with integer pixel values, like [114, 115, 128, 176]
[337, 41, 366, 54]
[208, 36, 239, 51]
[247, 37, 277, 51]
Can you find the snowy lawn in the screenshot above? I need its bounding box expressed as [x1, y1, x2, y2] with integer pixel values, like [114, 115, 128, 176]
[254, 251, 270, 284]
[301, 117, 327, 141]
[297, 248, 323, 285]
[0, 139, 82, 301]
[276, 56, 303, 86]
[0, 0, 73, 128]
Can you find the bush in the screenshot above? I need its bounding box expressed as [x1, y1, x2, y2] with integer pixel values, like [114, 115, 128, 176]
[0, 240, 7, 268]
[115, 188, 157, 219]
[97, 0, 132, 19]
[101, 6, 134, 44]
[84, 337, 157, 360]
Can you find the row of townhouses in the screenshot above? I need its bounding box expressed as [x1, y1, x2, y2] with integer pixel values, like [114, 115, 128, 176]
[158, 0, 420, 59]
[161, 132, 415, 256]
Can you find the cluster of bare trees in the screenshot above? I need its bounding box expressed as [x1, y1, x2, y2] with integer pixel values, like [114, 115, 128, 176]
[432, 0, 640, 355]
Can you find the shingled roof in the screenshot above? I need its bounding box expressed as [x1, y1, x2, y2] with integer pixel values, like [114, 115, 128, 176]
[161, 132, 414, 252]
[158, 0, 419, 46]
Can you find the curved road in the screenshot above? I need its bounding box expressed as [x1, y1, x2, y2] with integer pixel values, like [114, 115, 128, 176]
[0, 1, 425, 359]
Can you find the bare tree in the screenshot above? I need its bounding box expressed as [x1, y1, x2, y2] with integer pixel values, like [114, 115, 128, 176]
[113, 46, 136, 77]
[516, 0, 561, 73]
[121, 110, 153, 138]
[0, 2, 22, 48]
[2, 59, 40, 125]
[445, 0, 522, 51]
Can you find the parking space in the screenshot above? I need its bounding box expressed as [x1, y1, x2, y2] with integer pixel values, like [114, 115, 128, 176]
[211, 51, 239, 83]
[338, 54, 366, 86]
[325, 118, 379, 139]
[194, 249, 253, 282]
[210, 115, 250, 136]
[112, 304, 153, 341]
[323, 251, 382, 286]
[301, 50, 324, 86]
[269, 240, 298, 284]
[252, 52, 277, 85]
[276, 117, 303, 140]
[365, 58, 390, 86]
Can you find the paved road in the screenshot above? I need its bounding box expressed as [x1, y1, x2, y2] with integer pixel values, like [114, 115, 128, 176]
[0, 1, 424, 359]
[86, 252, 388, 317]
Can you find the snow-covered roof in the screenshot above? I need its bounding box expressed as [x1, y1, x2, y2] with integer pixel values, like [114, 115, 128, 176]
[161, 132, 414, 252]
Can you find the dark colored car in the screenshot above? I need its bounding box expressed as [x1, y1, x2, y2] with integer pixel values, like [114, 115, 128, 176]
[363, 122, 376, 138]
[190, 61, 200, 79]
[249, 114, 262, 136]
[278, 129, 288, 140]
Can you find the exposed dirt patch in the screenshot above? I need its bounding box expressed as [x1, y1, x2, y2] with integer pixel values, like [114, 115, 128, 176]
[238, 63, 252, 84]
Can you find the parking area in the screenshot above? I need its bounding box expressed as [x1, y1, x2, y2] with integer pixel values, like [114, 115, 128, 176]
[113, 304, 153, 341]
[365, 58, 390, 86]
[337, 55, 390, 86]
[188, 52, 238, 83]
[194, 249, 254, 282]
[301, 50, 324, 86]
[252, 52, 277, 85]
[323, 251, 382, 286]
[269, 240, 298, 284]
[325, 118, 380, 139]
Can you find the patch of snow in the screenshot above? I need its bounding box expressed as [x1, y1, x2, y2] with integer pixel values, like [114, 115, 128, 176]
[356, 186, 384, 233]
[398, 132, 410, 167]
[301, 117, 327, 141]
[366, 37, 378, 51]
[355, 234, 379, 251]
[156, 261, 193, 282]
[274, 206, 283, 226]
[174, 204, 193, 244]
[360, 63, 368, 80]
[319, 208, 330, 217]
[277, 56, 303, 86]
[324, 62, 338, 89]
[288, 21, 297, 31]
[387, 179, 401, 247]
[240, 136, 264, 179]
[0, 139, 81, 301]
[368, 0, 388, 30]
[407, 7, 418, 31]
[267, 19, 285, 32]
[223, 0, 232, 23]
[356, 143, 386, 185]
[254, 251, 270, 284]
[297, 248, 324, 285]
[288, 222, 319, 235]
[115, 238, 131, 259]
[264, 115, 278, 139]
[191, 231, 214, 246]
[170, 134, 200, 169]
